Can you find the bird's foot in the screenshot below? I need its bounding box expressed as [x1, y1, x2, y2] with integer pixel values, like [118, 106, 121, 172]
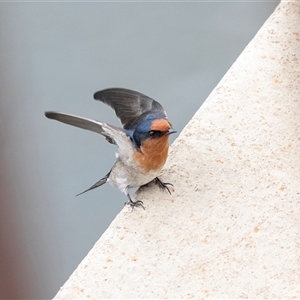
[124, 198, 145, 210]
[154, 177, 173, 194]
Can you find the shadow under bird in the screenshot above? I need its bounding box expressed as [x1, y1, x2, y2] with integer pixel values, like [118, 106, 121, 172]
[45, 88, 176, 209]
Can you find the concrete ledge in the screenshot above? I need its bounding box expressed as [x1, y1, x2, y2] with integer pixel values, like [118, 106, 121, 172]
[54, 1, 300, 298]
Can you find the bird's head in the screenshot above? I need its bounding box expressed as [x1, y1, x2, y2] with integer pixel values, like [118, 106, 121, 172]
[131, 112, 176, 150]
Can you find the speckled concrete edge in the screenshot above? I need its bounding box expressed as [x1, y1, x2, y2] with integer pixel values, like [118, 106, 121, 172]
[54, 1, 300, 298]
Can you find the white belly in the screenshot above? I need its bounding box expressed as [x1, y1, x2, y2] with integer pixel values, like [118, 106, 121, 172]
[108, 159, 162, 193]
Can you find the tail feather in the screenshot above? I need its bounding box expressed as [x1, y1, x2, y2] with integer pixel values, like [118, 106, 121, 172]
[76, 171, 111, 196]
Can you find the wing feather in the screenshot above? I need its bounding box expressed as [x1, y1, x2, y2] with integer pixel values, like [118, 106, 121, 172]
[45, 111, 128, 147]
[93, 88, 167, 129]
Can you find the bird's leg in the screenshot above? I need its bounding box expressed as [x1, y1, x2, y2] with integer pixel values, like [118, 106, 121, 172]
[154, 177, 173, 195]
[124, 193, 145, 210]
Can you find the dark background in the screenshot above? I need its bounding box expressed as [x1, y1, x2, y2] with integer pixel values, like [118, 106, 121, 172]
[0, 2, 279, 299]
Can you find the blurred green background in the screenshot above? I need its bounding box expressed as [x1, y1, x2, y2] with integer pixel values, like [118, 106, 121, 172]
[0, 2, 278, 298]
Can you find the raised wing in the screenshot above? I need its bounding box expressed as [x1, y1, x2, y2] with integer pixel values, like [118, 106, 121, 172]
[93, 88, 167, 129]
[45, 111, 123, 145]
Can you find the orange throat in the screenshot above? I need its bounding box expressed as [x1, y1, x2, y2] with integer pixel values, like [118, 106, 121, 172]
[134, 135, 170, 172]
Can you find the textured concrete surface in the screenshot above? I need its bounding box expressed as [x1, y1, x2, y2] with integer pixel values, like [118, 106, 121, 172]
[54, 1, 300, 298]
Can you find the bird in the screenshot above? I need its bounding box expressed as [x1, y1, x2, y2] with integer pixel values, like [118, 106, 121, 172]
[45, 88, 176, 209]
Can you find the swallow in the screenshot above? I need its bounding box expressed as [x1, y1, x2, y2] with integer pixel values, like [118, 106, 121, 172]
[45, 88, 176, 209]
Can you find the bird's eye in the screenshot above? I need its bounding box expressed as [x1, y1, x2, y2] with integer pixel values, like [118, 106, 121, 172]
[148, 130, 162, 138]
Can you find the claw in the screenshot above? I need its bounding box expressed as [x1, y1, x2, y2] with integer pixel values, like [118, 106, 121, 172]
[125, 194, 145, 210]
[154, 177, 173, 194]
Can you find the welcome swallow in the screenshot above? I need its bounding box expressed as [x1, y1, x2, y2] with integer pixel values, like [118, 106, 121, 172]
[45, 88, 176, 209]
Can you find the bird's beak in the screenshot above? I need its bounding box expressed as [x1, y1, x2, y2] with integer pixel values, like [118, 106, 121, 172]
[166, 129, 177, 135]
